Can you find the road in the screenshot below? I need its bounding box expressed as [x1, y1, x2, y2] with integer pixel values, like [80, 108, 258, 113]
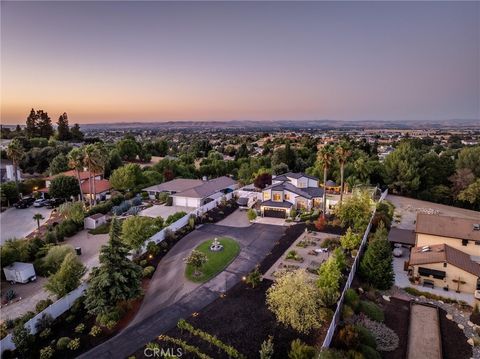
[79, 222, 286, 358]
[0, 206, 52, 244]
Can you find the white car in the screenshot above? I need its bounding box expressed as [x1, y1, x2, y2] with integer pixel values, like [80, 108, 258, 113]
[33, 198, 49, 207]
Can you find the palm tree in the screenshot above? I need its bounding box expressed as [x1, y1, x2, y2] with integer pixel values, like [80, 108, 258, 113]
[6, 139, 25, 194]
[67, 148, 85, 202]
[336, 142, 351, 204]
[318, 145, 335, 218]
[83, 144, 98, 207]
[33, 213, 44, 229]
[91, 143, 109, 205]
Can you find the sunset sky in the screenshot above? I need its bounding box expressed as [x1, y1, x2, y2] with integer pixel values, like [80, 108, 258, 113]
[1, 1, 479, 125]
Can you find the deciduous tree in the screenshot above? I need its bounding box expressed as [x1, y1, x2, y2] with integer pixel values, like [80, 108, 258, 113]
[45, 252, 85, 298]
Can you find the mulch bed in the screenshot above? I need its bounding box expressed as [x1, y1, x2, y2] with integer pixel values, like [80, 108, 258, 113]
[198, 199, 238, 224]
[380, 297, 410, 359]
[439, 307, 472, 359]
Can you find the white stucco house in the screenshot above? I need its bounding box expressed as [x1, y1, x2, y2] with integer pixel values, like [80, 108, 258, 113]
[143, 176, 237, 208]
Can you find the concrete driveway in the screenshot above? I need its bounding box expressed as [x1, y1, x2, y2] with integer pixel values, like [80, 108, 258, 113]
[216, 209, 251, 227]
[139, 205, 194, 219]
[0, 206, 52, 244]
[79, 222, 286, 358]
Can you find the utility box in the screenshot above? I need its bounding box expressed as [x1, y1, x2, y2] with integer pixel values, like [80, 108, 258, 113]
[3, 262, 36, 284]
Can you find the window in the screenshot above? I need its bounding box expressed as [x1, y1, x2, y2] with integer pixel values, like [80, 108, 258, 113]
[462, 239, 469, 246]
[475, 241, 480, 246]
[273, 193, 281, 201]
[285, 193, 290, 200]
[263, 191, 270, 200]
[443, 262, 447, 268]
[418, 267, 446, 280]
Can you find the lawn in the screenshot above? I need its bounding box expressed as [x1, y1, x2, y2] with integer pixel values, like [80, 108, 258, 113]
[185, 237, 240, 283]
[87, 222, 111, 235]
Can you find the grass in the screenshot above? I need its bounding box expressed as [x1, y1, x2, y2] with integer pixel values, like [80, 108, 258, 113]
[88, 222, 111, 235]
[185, 237, 240, 283]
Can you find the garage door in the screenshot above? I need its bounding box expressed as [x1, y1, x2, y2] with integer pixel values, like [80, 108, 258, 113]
[187, 197, 199, 208]
[264, 208, 286, 218]
[174, 197, 187, 206]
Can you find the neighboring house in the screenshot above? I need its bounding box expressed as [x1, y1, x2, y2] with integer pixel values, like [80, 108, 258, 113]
[260, 172, 324, 218]
[143, 176, 237, 208]
[80, 179, 111, 202]
[84, 213, 107, 230]
[409, 243, 480, 295]
[45, 170, 102, 188]
[0, 159, 22, 183]
[415, 214, 480, 257]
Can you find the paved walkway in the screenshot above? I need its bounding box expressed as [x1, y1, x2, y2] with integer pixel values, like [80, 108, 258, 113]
[407, 303, 442, 359]
[79, 223, 286, 358]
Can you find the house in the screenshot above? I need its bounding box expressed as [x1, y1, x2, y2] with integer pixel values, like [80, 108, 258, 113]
[81, 179, 111, 202]
[143, 176, 237, 208]
[84, 213, 107, 230]
[409, 243, 480, 294]
[415, 214, 480, 257]
[45, 170, 102, 188]
[260, 172, 324, 218]
[0, 159, 22, 183]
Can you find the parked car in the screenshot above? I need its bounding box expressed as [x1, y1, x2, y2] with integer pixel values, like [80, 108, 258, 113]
[14, 197, 35, 209]
[46, 198, 65, 208]
[34, 198, 50, 207]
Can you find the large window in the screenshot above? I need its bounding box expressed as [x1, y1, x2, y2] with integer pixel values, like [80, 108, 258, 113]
[418, 267, 446, 280]
[273, 193, 281, 201]
[285, 193, 290, 200]
[263, 191, 271, 201]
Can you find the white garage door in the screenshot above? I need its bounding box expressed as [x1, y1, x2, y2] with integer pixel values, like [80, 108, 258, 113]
[187, 198, 199, 208]
[174, 197, 187, 207]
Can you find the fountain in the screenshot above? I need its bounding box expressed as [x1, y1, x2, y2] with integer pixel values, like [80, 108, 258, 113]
[210, 237, 224, 252]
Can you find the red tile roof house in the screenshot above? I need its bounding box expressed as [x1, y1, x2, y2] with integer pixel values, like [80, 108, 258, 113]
[143, 176, 237, 208]
[43, 170, 111, 202]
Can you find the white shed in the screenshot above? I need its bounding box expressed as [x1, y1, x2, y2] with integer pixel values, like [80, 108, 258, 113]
[84, 213, 107, 229]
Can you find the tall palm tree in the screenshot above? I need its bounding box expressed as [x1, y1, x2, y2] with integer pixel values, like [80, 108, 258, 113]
[336, 142, 352, 204]
[67, 148, 85, 202]
[318, 145, 335, 217]
[83, 144, 98, 207]
[6, 139, 25, 194]
[33, 213, 44, 229]
[92, 143, 109, 205]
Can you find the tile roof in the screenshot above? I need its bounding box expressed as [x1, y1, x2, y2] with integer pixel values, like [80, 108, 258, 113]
[45, 170, 101, 181]
[416, 214, 480, 242]
[388, 227, 415, 246]
[81, 179, 111, 194]
[410, 243, 480, 277]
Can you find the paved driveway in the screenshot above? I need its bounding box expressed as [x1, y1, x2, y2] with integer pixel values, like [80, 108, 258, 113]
[139, 205, 195, 219]
[216, 209, 251, 227]
[0, 206, 52, 244]
[79, 223, 286, 358]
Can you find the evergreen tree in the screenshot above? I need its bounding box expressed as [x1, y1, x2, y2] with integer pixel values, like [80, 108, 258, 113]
[84, 218, 143, 319]
[45, 252, 86, 298]
[70, 123, 84, 141]
[25, 108, 38, 137]
[57, 112, 71, 141]
[359, 238, 394, 290]
[49, 153, 69, 175]
[37, 110, 54, 138]
[383, 141, 422, 195]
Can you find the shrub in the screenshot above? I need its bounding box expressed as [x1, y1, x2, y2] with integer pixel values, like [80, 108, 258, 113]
[317, 349, 346, 359]
[260, 335, 274, 359]
[247, 209, 257, 221]
[5, 289, 16, 301]
[358, 301, 384, 322]
[143, 266, 155, 278]
[359, 238, 394, 290]
[56, 336, 71, 350]
[165, 211, 187, 226]
[342, 305, 354, 320]
[245, 266, 262, 288]
[66, 314, 76, 323]
[146, 241, 160, 257]
[89, 325, 102, 337]
[355, 325, 377, 349]
[12, 324, 34, 357]
[39, 328, 51, 339]
[355, 316, 399, 352]
[344, 289, 360, 311]
[75, 323, 85, 333]
[340, 228, 361, 251]
[314, 216, 326, 231]
[359, 344, 381, 359]
[288, 339, 316, 359]
[44, 230, 57, 244]
[0, 323, 7, 340]
[67, 338, 80, 351]
[35, 313, 53, 333]
[320, 237, 339, 250]
[39, 346, 55, 359]
[337, 325, 360, 349]
[131, 196, 142, 206]
[139, 260, 147, 267]
[35, 298, 53, 313]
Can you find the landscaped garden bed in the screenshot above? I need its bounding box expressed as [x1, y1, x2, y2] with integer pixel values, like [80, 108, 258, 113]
[439, 307, 473, 359]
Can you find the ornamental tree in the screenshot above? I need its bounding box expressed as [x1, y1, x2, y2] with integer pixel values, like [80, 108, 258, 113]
[45, 252, 86, 298]
[186, 250, 208, 276]
[340, 227, 361, 251]
[359, 238, 394, 290]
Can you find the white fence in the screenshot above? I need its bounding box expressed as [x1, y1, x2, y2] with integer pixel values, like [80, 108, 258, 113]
[0, 283, 87, 354]
[1, 192, 234, 355]
[139, 192, 235, 255]
[322, 189, 389, 348]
